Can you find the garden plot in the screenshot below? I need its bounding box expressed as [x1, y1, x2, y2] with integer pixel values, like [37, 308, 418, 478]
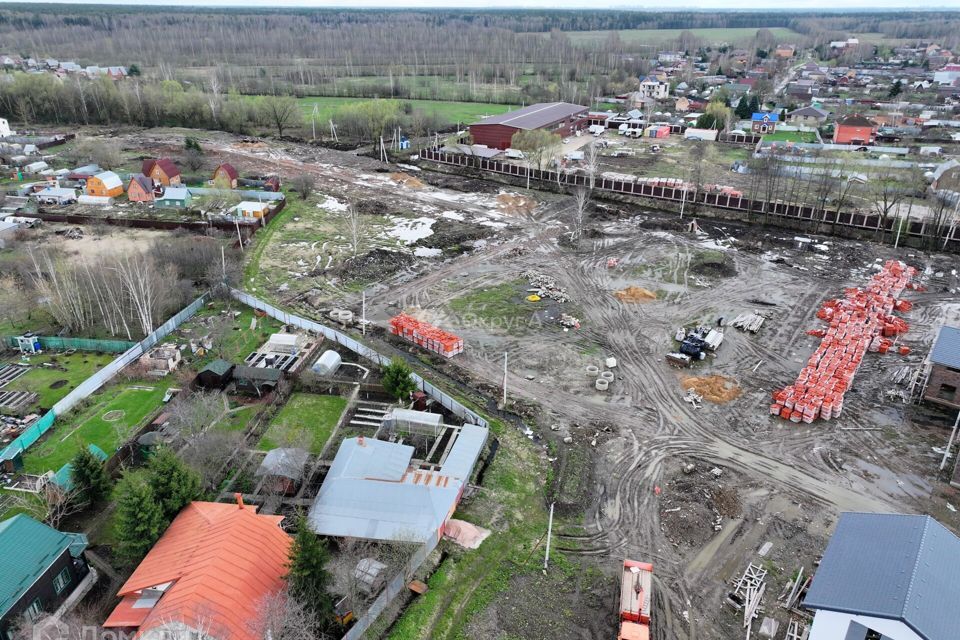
[21, 380, 174, 474]
[0, 352, 116, 414]
[256, 393, 348, 455]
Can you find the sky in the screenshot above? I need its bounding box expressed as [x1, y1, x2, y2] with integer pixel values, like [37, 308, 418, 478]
[8, 0, 960, 7]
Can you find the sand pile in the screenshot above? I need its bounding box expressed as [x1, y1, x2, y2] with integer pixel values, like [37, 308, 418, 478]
[390, 172, 425, 189]
[614, 286, 657, 303]
[681, 375, 741, 403]
[497, 193, 537, 215]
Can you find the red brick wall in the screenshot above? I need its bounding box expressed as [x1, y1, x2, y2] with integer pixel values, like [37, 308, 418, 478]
[923, 365, 960, 410]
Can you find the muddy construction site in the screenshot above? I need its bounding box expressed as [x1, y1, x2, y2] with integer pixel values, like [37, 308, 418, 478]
[106, 129, 960, 639]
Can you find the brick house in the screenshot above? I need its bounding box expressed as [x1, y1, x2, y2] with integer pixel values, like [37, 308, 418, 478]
[751, 112, 779, 134]
[832, 114, 878, 145]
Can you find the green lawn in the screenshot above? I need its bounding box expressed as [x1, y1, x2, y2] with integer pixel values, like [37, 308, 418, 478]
[293, 97, 517, 126]
[448, 279, 539, 334]
[543, 27, 802, 47]
[21, 380, 174, 474]
[257, 393, 347, 455]
[1, 352, 116, 413]
[763, 129, 819, 143]
[216, 405, 260, 433]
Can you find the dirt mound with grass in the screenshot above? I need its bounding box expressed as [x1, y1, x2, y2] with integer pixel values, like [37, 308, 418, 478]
[497, 193, 537, 215]
[681, 375, 741, 403]
[390, 172, 425, 189]
[614, 286, 657, 303]
[659, 463, 743, 552]
[690, 250, 737, 278]
[49, 379, 68, 389]
[338, 248, 414, 282]
[415, 220, 494, 253]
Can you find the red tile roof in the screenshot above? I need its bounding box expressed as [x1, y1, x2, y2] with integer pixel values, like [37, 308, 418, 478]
[103, 501, 290, 640]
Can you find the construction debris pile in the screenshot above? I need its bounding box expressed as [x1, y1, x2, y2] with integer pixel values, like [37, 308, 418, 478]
[667, 325, 723, 367]
[389, 313, 464, 358]
[521, 270, 569, 303]
[771, 260, 918, 423]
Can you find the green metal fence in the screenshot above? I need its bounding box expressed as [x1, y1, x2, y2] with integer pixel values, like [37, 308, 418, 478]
[3, 336, 136, 353]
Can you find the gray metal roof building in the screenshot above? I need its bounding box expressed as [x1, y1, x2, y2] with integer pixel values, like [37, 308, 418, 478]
[307, 426, 488, 543]
[803, 512, 960, 640]
[929, 326, 960, 370]
[473, 102, 588, 130]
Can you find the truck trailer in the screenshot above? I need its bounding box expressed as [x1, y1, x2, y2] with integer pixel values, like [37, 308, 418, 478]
[618, 559, 653, 640]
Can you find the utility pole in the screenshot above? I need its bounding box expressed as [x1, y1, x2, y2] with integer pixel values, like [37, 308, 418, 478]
[679, 183, 687, 219]
[940, 411, 960, 471]
[362, 290, 366, 336]
[502, 351, 508, 407]
[543, 502, 555, 570]
[311, 104, 319, 141]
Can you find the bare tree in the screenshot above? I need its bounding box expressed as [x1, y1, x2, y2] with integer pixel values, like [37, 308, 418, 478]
[9, 483, 84, 529]
[584, 141, 600, 191]
[259, 96, 302, 138]
[344, 205, 364, 257]
[183, 147, 205, 172]
[571, 187, 589, 243]
[181, 429, 244, 490]
[168, 390, 227, 443]
[290, 174, 317, 200]
[249, 590, 322, 640]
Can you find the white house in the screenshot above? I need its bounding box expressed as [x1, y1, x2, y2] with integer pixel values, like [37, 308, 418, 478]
[638, 75, 669, 100]
[803, 512, 960, 640]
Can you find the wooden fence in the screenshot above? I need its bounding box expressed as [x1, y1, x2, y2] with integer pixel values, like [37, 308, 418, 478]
[419, 147, 960, 248]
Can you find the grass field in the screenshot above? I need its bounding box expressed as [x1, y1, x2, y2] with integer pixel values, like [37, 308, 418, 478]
[763, 129, 819, 143]
[542, 27, 802, 47]
[21, 380, 174, 474]
[257, 393, 347, 454]
[216, 405, 260, 433]
[293, 97, 517, 126]
[1, 352, 116, 413]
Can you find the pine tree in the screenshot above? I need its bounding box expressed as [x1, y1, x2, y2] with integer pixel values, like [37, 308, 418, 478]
[70, 447, 110, 505]
[382, 357, 417, 402]
[734, 97, 752, 120]
[748, 95, 761, 114]
[147, 447, 201, 521]
[286, 513, 334, 625]
[114, 474, 165, 565]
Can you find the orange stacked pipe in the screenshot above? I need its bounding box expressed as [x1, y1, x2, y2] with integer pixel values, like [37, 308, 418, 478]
[389, 313, 464, 358]
[770, 260, 916, 423]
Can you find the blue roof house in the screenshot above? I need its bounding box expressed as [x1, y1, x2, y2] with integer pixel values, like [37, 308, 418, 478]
[0, 515, 90, 639]
[803, 512, 960, 640]
[751, 112, 779, 134]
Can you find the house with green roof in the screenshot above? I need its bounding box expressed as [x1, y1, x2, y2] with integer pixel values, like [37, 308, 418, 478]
[0, 515, 89, 640]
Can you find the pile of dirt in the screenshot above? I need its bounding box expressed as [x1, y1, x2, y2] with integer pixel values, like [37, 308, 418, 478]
[681, 375, 741, 403]
[690, 251, 737, 278]
[48, 379, 68, 389]
[337, 248, 414, 282]
[415, 220, 493, 253]
[497, 192, 537, 215]
[659, 463, 742, 551]
[390, 172, 425, 189]
[614, 286, 657, 303]
[354, 199, 387, 215]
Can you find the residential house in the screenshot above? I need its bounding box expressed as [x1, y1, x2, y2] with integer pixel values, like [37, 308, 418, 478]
[0, 515, 90, 640]
[308, 424, 489, 543]
[142, 158, 181, 186]
[774, 44, 796, 59]
[829, 38, 860, 50]
[105, 67, 127, 80]
[231, 201, 270, 219]
[103, 501, 291, 640]
[211, 163, 239, 188]
[154, 187, 191, 209]
[85, 171, 124, 198]
[833, 114, 878, 145]
[127, 174, 155, 202]
[921, 326, 960, 410]
[674, 96, 691, 112]
[751, 112, 779, 135]
[638, 75, 669, 100]
[787, 106, 829, 127]
[934, 63, 960, 85]
[803, 512, 960, 640]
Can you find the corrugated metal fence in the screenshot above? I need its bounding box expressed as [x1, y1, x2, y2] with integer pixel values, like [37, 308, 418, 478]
[231, 290, 488, 428]
[0, 294, 208, 464]
[342, 536, 439, 640]
[4, 336, 136, 353]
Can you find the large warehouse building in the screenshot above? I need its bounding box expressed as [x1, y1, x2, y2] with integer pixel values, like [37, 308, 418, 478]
[469, 102, 589, 150]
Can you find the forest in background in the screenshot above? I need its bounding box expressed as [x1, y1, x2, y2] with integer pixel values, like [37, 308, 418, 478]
[0, 7, 958, 104]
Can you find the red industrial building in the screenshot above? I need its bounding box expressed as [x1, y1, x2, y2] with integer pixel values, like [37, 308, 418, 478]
[832, 114, 878, 145]
[469, 102, 589, 150]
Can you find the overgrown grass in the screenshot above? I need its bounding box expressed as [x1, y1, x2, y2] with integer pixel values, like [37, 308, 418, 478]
[257, 393, 347, 454]
[448, 280, 537, 334]
[172, 303, 284, 371]
[21, 380, 174, 474]
[1, 351, 116, 413]
[216, 405, 261, 433]
[292, 96, 517, 125]
[762, 129, 819, 143]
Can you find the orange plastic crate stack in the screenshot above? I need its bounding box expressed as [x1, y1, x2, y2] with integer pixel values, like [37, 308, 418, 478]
[769, 260, 916, 424]
[389, 313, 464, 358]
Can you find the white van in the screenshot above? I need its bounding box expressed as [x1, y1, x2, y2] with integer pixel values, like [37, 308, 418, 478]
[505, 148, 525, 159]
